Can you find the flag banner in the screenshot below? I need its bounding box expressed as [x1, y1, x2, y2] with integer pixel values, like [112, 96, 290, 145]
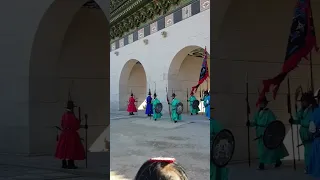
[191, 47, 209, 94]
[256, 0, 318, 106]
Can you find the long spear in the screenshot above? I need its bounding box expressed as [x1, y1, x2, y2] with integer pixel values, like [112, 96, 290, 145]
[294, 86, 302, 161]
[166, 86, 172, 120]
[287, 77, 296, 170]
[186, 88, 189, 113]
[245, 73, 251, 167]
[84, 114, 88, 168]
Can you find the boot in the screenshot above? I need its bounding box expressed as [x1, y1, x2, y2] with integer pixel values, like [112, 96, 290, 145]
[275, 160, 282, 168]
[174, 121, 177, 123]
[257, 163, 264, 170]
[67, 160, 78, 169]
[61, 160, 67, 169]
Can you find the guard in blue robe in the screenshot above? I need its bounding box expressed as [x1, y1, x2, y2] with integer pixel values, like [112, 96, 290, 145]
[145, 90, 153, 116]
[202, 91, 210, 119]
[307, 100, 320, 178]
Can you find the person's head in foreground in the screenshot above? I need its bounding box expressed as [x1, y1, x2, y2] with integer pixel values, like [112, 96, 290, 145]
[134, 157, 188, 180]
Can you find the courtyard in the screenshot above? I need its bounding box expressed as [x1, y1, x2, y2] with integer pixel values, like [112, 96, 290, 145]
[110, 111, 210, 179]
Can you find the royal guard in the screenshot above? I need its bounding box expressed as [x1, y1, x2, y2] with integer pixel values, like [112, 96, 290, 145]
[211, 118, 229, 180]
[152, 93, 162, 121]
[188, 92, 200, 115]
[201, 90, 210, 119]
[246, 96, 288, 170]
[145, 89, 153, 117]
[127, 93, 137, 115]
[55, 100, 85, 169]
[307, 97, 320, 178]
[169, 93, 183, 123]
[289, 92, 315, 173]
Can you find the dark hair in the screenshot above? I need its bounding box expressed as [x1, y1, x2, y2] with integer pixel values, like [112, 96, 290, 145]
[135, 160, 188, 180]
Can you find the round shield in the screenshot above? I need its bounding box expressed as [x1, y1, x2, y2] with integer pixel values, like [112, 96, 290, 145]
[176, 102, 184, 115]
[192, 100, 200, 109]
[211, 129, 235, 168]
[155, 103, 163, 114]
[263, 120, 286, 149]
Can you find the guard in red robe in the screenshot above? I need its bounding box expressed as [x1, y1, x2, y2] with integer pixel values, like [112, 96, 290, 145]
[127, 93, 137, 115]
[55, 100, 85, 169]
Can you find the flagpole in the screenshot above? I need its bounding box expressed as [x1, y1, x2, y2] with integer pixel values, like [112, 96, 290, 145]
[287, 77, 297, 171]
[309, 52, 314, 92]
[245, 73, 251, 167]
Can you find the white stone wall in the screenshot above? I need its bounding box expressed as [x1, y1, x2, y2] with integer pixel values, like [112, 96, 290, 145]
[110, 10, 210, 112]
[0, 0, 109, 154]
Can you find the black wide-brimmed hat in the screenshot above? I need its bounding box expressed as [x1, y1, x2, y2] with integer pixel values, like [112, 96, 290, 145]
[300, 92, 314, 103]
[66, 100, 76, 109]
[171, 93, 176, 97]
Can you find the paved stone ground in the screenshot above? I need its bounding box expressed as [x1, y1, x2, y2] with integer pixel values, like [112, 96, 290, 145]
[110, 111, 319, 180]
[0, 152, 108, 179]
[110, 110, 210, 180]
[228, 161, 316, 180]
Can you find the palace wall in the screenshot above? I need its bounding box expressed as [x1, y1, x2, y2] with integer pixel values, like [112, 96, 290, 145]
[110, 9, 210, 113]
[0, 0, 109, 154]
[212, 0, 320, 162]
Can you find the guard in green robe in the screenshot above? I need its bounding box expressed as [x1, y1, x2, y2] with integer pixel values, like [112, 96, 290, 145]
[152, 93, 162, 121]
[211, 118, 229, 180]
[188, 92, 200, 115]
[170, 93, 182, 123]
[289, 92, 314, 173]
[246, 96, 289, 170]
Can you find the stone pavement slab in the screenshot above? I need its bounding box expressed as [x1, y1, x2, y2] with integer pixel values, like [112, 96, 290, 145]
[110, 113, 210, 180]
[227, 160, 315, 180]
[0, 152, 109, 179]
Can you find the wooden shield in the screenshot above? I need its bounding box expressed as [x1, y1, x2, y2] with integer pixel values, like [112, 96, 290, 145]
[263, 120, 286, 149]
[155, 103, 163, 114]
[211, 129, 235, 168]
[176, 102, 184, 115]
[192, 100, 200, 109]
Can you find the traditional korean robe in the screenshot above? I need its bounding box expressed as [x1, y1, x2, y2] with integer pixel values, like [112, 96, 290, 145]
[127, 96, 137, 113]
[249, 108, 289, 164]
[145, 95, 153, 115]
[203, 95, 210, 119]
[308, 107, 320, 178]
[171, 98, 182, 121]
[211, 118, 229, 180]
[189, 95, 200, 115]
[152, 98, 162, 120]
[292, 106, 313, 171]
[55, 111, 85, 160]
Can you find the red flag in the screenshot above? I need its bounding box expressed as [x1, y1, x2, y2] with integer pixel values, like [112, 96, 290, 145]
[191, 47, 209, 94]
[256, 0, 318, 106]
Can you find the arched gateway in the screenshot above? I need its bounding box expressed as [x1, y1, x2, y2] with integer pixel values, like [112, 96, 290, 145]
[168, 46, 211, 113]
[119, 59, 147, 111]
[7, 0, 110, 155]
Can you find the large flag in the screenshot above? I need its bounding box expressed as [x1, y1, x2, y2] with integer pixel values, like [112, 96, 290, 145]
[256, 0, 318, 106]
[191, 47, 209, 94]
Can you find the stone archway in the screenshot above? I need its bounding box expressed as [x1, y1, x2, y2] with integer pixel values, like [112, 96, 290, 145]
[29, 0, 109, 154]
[119, 59, 147, 111]
[168, 46, 211, 113]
